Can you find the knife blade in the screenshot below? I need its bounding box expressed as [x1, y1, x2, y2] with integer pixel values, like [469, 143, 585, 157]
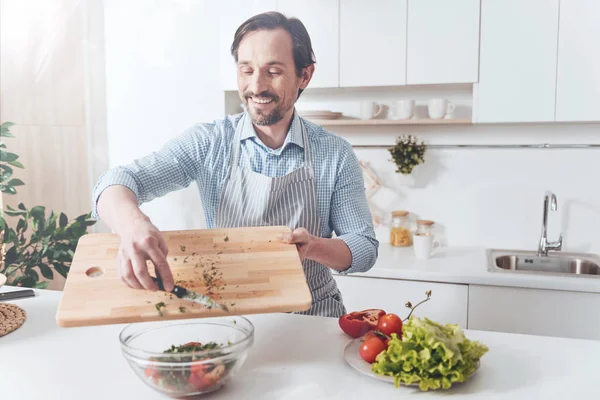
[151, 275, 228, 312]
[0, 289, 35, 302]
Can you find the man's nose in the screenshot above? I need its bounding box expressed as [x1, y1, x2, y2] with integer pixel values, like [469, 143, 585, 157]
[248, 72, 268, 95]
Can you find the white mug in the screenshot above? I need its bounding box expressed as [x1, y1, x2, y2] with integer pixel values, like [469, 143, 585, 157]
[413, 233, 441, 259]
[361, 101, 383, 120]
[427, 99, 455, 120]
[395, 100, 415, 120]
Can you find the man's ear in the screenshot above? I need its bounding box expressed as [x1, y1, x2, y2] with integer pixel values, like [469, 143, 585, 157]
[298, 64, 315, 90]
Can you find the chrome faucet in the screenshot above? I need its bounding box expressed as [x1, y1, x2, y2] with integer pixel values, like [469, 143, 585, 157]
[537, 191, 563, 256]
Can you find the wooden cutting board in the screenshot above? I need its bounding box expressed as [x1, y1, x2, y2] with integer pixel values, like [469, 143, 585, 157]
[55, 225, 313, 327]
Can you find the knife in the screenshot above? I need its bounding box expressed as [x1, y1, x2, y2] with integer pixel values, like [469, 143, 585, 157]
[0, 289, 35, 302]
[151, 274, 229, 312]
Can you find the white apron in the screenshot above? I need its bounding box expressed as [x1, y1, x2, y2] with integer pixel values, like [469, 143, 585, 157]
[215, 112, 346, 318]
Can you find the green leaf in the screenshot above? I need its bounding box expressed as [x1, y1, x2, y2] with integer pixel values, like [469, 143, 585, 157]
[0, 122, 15, 130]
[0, 150, 18, 162]
[7, 160, 24, 169]
[7, 178, 24, 187]
[59, 212, 68, 228]
[4, 246, 17, 266]
[30, 206, 45, 221]
[38, 263, 54, 280]
[18, 202, 26, 211]
[16, 218, 27, 234]
[53, 263, 70, 278]
[1, 185, 17, 194]
[25, 268, 39, 282]
[0, 215, 5, 230]
[34, 281, 49, 289]
[4, 210, 25, 217]
[12, 275, 36, 288]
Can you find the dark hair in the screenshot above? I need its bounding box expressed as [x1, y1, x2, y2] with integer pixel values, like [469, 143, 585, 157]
[230, 11, 316, 98]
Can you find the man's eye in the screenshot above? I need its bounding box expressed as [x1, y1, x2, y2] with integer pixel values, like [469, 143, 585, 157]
[269, 70, 281, 75]
[240, 68, 253, 75]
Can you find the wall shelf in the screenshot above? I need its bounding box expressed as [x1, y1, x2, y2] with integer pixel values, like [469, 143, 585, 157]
[303, 118, 472, 126]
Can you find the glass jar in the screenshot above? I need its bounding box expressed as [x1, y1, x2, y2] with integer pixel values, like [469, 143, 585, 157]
[390, 211, 411, 247]
[415, 220, 434, 237]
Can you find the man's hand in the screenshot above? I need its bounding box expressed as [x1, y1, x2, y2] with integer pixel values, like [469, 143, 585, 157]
[278, 227, 353, 272]
[278, 228, 315, 261]
[116, 216, 174, 292]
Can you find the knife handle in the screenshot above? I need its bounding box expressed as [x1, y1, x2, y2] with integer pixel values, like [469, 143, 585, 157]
[150, 275, 187, 299]
[0, 289, 35, 302]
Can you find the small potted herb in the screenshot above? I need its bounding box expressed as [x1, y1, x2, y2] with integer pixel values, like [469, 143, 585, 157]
[388, 135, 427, 175]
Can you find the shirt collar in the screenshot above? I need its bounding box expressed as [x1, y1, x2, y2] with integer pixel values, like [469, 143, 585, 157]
[240, 109, 304, 150]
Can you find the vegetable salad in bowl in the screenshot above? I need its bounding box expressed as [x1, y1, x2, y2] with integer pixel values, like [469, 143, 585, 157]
[120, 317, 254, 397]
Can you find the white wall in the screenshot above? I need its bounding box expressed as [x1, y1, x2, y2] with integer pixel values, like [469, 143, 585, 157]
[103, 1, 600, 256]
[103, 0, 225, 231]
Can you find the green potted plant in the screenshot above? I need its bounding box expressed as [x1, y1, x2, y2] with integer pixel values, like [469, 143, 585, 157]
[388, 135, 427, 186]
[0, 121, 96, 289]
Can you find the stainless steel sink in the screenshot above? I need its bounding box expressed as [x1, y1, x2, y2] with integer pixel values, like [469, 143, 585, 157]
[487, 249, 600, 278]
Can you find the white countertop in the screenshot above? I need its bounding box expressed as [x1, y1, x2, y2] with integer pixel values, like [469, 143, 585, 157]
[1, 286, 599, 399]
[351, 242, 600, 294]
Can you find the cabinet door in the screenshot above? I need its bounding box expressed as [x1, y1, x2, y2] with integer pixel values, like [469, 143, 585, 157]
[339, 0, 406, 87]
[555, 0, 600, 121]
[219, 0, 277, 91]
[276, 0, 339, 88]
[475, 0, 559, 122]
[468, 285, 600, 340]
[406, 0, 480, 85]
[333, 276, 469, 328]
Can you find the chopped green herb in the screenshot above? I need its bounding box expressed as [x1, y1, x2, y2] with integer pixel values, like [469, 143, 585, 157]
[224, 236, 229, 242]
[179, 306, 186, 313]
[173, 257, 178, 261]
[233, 319, 237, 324]
[155, 302, 166, 317]
[180, 245, 186, 252]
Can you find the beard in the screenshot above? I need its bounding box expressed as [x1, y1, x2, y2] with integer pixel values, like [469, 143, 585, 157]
[243, 90, 293, 126]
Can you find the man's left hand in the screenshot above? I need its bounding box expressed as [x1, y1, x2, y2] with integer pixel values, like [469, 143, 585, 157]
[278, 228, 316, 261]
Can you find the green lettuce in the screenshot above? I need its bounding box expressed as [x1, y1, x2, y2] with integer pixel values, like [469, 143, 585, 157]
[371, 316, 488, 391]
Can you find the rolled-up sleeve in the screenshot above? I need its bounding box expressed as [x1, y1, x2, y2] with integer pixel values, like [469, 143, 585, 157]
[330, 141, 379, 274]
[91, 124, 211, 220]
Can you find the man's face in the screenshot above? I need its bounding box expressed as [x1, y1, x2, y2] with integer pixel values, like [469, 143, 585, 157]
[236, 28, 309, 126]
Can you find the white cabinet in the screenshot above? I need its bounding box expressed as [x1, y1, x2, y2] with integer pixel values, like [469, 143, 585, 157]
[555, 0, 600, 122]
[406, 0, 480, 85]
[218, 0, 277, 91]
[277, 0, 339, 88]
[475, 0, 559, 123]
[333, 275, 469, 328]
[339, 0, 407, 87]
[468, 285, 600, 341]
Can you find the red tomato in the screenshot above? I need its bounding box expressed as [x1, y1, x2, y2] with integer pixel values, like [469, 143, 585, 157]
[188, 363, 225, 391]
[377, 313, 403, 337]
[338, 309, 386, 338]
[359, 337, 387, 364]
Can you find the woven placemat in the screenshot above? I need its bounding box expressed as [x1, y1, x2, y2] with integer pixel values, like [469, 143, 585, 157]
[0, 303, 27, 337]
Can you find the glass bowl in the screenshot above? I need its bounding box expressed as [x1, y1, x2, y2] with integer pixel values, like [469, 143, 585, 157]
[119, 316, 254, 397]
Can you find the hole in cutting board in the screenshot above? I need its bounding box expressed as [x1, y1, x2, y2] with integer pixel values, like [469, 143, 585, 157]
[86, 266, 104, 278]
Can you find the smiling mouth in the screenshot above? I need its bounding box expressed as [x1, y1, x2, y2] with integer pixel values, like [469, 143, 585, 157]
[250, 96, 274, 105]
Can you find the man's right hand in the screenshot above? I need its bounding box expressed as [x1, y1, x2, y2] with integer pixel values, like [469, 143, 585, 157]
[116, 215, 174, 292]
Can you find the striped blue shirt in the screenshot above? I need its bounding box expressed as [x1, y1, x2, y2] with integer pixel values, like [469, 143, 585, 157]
[92, 111, 379, 274]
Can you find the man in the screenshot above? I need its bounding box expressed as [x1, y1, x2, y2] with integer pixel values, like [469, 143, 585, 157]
[92, 11, 378, 318]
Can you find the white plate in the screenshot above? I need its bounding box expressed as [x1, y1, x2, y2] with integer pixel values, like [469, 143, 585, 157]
[343, 338, 480, 388]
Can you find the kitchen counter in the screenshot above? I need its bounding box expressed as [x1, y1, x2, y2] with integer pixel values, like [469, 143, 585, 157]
[1, 286, 598, 399]
[352, 242, 600, 294]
